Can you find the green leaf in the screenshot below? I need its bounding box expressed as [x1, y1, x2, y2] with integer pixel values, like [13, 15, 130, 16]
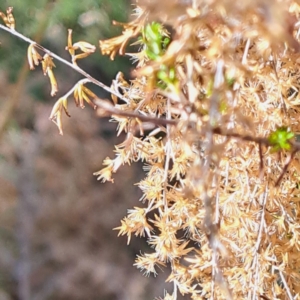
[268, 127, 294, 152]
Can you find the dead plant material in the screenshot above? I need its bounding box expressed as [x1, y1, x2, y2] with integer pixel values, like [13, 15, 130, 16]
[3, 1, 300, 299]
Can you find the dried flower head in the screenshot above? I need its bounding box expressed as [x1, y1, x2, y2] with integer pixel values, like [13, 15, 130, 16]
[73, 82, 97, 109]
[49, 97, 70, 135]
[66, 29, 96, 65]
[0, 7, 15, 29]
[99, 13, 147, 60]
[27, 43, 43, 70]
[42, 54, 58, 96]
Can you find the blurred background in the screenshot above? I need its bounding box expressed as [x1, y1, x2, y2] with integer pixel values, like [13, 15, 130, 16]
[0, 1, 181, 299]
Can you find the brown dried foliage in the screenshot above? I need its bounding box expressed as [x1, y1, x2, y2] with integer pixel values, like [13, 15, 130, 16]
[99, 1, 300, 299]
[3, 0, 300, 299]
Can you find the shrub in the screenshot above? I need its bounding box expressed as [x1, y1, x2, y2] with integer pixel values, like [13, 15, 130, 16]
[2, 1, 300, 299]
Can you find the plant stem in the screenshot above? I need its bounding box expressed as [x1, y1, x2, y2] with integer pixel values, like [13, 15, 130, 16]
[0, 24, 128, 103]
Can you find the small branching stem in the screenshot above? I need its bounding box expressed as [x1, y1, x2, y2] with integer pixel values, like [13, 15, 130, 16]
[65, 78, 91, 98]
[0, 24, 182, 127]
[259, 143, 264, 177]
[172, 281, 178, 300]
[275, 150, 298, 186]
[0, 24, 128, 102]
[95, 99, 177, 126]
[162, 99, 172, 211]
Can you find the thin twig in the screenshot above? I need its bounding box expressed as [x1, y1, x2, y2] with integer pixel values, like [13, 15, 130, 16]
[278, 269, 294, 300]
[0, 24, 129, 103]
[212, 127, 269, 145]
[259, 143, 264, 178]
[63, 78, 90, 99]
[172, 281, 178, 300]
[212, 127, 300, 152]
[253, 188, 268, 253]
[162, 98, 172, 211]
[0, 10, 53, 139]
[275, 150, 298, 187]
[0, 24, 182, 128]
[94, 99, 177, 126]
[242, 38, 251, 65]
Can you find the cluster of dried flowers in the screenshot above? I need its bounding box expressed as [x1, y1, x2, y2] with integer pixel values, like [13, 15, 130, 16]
[3, 0, 300, 299]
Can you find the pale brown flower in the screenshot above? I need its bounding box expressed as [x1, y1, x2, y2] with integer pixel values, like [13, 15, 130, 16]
[49, 97, 70, 135]
[42, 54, 58, 96]
[66, 29, 96, 65]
